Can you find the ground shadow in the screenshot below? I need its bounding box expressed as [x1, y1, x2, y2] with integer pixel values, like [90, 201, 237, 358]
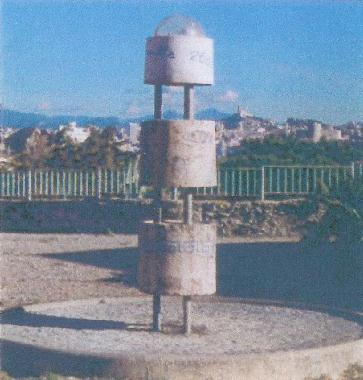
[0, 199, 152, 234]
[217, 241, 363, 311]
[1, 307, 129, 330]
[0, 339, 114, 378]
[42, 247, 138, 286]
[41, 241, 362, 311]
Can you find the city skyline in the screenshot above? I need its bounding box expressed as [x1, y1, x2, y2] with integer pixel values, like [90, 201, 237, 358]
[1, 0, 363, 124]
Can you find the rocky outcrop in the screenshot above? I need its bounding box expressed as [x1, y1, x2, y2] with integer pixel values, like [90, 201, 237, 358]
[0, 198, 322, 238]
[162, 199, 320, 238]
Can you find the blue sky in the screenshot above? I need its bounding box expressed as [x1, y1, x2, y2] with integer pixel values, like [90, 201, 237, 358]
[2, 0, 363, 123]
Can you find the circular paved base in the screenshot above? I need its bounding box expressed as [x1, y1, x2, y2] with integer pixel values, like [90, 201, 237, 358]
[1, 297, 362, 380]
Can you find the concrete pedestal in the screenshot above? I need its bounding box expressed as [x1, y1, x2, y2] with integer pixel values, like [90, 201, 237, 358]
[140, 120, 216, 188]
[145, 35, 214, 86]
[138, 221, 216, 295]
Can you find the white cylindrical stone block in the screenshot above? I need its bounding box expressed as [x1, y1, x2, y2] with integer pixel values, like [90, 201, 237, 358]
[145, 36, 214, 86]
[138, 221, 216, 296]
[140, 120, 216, 188]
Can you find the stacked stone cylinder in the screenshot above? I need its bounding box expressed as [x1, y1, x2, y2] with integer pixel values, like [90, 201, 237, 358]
[137, 17, 216, 333]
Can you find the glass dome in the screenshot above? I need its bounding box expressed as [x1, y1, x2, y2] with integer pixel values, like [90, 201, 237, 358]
[154, 15, 205, 37]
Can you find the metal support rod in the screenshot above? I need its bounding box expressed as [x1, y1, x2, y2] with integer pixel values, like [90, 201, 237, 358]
[28, 169, 32, 201]
[154, 85, 162, 120]
[184, 85, 194, 120]
[351, 162, 355, 179]
[154, 187, 163, 223]
[172, 187, 178, 201]
[260, 166, 265, 201]
[152, 294, 162, 331]
[183, 193, 193, 225]
[183, 296, 192, 335]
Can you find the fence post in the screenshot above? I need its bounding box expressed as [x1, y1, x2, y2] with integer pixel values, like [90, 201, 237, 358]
[351, 162, 355, 180]
[97, 168, 102, 199]
[260, 166, 265, 201]
[172, 187, 178, 200]
[28, 169, 32, 201]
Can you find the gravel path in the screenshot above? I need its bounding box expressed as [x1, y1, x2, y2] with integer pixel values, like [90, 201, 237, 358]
[0, 232, 298, 311]
[0, 233, 142, 310]
[2, 297, 362, 357]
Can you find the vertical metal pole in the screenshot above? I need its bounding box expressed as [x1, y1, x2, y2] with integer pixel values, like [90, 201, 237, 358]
[154, 187, 162, 223]
[269, 167, 273, 193]
[22, 172, 26, 198]
[276, 168, 280, 193]
[284, 168, 287, 193]
[116, 170, 120, 195]
[56, 171, 60, 196]
[50, 171, 54, 196]
[80, 171, 83, 197]
[183, 193, 193, 225]
[12, 172, 15, 197]
[183, 295, 192, 335]
[231, 170, 235, 196]
[260, 166, 265, 201]
[104, 169, 108, 195]
[224, 170, 228, 196]
[39, 170, 43, 196]
[6, 173, 9, 197]
[35, 171, 39, 197]
[320, 169, 324, 192]
[85, 171, 89, 196]
[97, 168, 102, 199]
[246, 170, 250, 196]
[92, 171, 95, 196]
[306, 168, 310, 193]
[74, 171, 77, 197]
[62, 171, 66, 199]
[152, 294, 162, 331]
[45, 171, 49, 197]
[1, 172, 5, 197]
[291, 168, 295, 194]
[122, 168, 126, 197]
[238, 170, 242, 196]
[172, 187, 178, 200]
[313, 168, 317, 193]
[28, 170, 32, 201]
[253, 169, 257, 196]
[336, 168, 339, 189]
[154, 85, 162, 120]
[110, 169, 114, 195]
[68, 171, 72, 198]
[184, 85, 194, 120]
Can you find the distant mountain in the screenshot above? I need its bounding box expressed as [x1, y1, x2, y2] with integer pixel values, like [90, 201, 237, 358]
[0, 108, 232, 129]
[0, 109, 125, 129]
[196, 108, 230, 120]
[1, 109, 49, 129]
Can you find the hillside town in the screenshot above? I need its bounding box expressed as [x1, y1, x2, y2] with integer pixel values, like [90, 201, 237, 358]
[0, 107, 362, 170]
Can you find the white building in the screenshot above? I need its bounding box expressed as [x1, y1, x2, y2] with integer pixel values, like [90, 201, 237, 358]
[129, 123, 141, 145]
[58, 122, 91, 144]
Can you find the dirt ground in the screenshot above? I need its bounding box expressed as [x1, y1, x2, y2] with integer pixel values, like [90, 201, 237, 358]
[0, 233, 143, 311]
[0, 233, 300, 311]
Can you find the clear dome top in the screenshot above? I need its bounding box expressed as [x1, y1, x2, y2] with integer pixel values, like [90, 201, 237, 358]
[155, 15, 205, 37]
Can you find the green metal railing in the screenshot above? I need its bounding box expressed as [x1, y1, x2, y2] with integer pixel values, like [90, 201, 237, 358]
[0, 162, 361, 201]
[0, 166, 139, 200]
[195, 162, 361, 200]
